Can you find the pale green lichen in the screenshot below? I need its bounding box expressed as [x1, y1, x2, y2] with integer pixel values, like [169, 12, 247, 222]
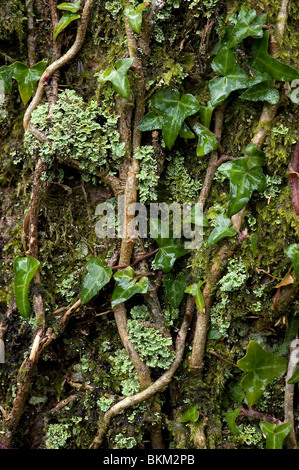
[163, 152, 201, 203]
[114, 433, 137, 449]
[135, 146, 159, 204]
[23, 89, 125, 176]
[218, 258, 248, 293]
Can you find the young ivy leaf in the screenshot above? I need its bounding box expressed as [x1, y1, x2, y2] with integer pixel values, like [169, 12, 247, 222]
[14, 257, 40, 318]
[150, 218, 190, 273]
[287, 364, 299, 384]
[192, 123, 218, 157]
[249, 30, 299, 82]
[237, 341, 287, 407]
[217, 151, 266, 217]
[163, 273, 187, 308]
[0, 65, 13, 94]
[11, 61, 47, 105]
[57, 1, 81, 13]
[138, 88, 200, 149]
[285, 244, 299, 280]
[185, 280, 205, 312]
[54, 11, 81, 41]
[180, 405, 200, 423]
[124, 3, 149, 34]
[97, 58, 134, 99]
[228, 8, 266, 49]
[198, 101, 214, 129]
[239, 80, 280, 104]
[259, 422, 291, 450]
[111, 267, 149, 308]
[206, 216, 237, 247]
[81, 257, 112, 305]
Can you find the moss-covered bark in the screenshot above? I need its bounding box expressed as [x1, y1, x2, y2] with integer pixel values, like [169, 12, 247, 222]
[0, 0, 298, 450]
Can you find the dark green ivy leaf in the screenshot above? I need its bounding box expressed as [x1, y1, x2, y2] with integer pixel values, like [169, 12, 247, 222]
[249, 30, 299, 82]
[287, 364, 299, 384]
[97, 58, 134, 99]
[209, 45, 269, 106]
[163, 273, 187, 308]
[239, 80, 280, 104]
[124, 3, 149, 34]
[185, 280, 205, 312]
[228, 8, 266, 49]
[198, 101, 214, 129]
[259, 421, 291, 449]
[285, 244, 299, 281]
[111, 267, 149, 308]
[217, 153, 266, 217]
[138, 88, 200, 149]
[237, 341, 287, 407]
[11, 60, 47, 104]
[193, 123, 218, 157]
[14, 257, 40, 318]
[81, 257, 112, 305]
[0, 65, 13, 94]
[206, 216, 237, 247]
[150, 218, 190, 273]
[54, 11, 81, 41]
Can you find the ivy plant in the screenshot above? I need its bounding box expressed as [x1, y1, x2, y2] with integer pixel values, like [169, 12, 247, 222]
[81, 258, 112, 305]
[97, 58, 134, 99]
[11, 61, 47, 105]
[124, 2, 149, 34]
[237, 341, 287, 407]
[217, 144, 266, 217]
[111, 267, 149, 308]
[206, 215, 237, 247]
[259, 422, 291, 449]
[180, 404, 200, 423]
[162, 273, 187, 308]
[185, 280, 205, 312]
[150, 218, 190, 273]
[54, 1, 81, 41]
[138, 88, 200, 149]
[13, 257, 40, 318]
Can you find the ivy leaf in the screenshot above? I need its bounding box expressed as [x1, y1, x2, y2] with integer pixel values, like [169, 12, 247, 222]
[138, 88, 200, 149]
[81, 257, 112, 305]
[239, 80, 280, 104]
[237, 341, 287, 407]
[0, 65, 13, 94]
[57, 1, 81, 13]
[249, 31, 299, 82]
[259, 422, 291, 450]
[150, 218, 190, 273]
[185, 280, 205, 312]
[163, 273, 187, 308]
[206, 216, 237, 247]
[198, 101, 214, 129]
[226, 408, 242, 436]
[180, 405, 200, 423]
[13, 257, 40, 318]
[97, 58, 134, 99]
[228, 8, 266, 49]
[54, 11, 81, 41]
[138, 112, 195, 139]
[11, 61, 47, 105]
[217, 153, 266, 217]
[124, 3, 149, 34]
[193, 122, 218, 157]
[111, 267, 149, 308]
[285, 244, 299, 281]
[209, 46, 269, 106]
[179, 122, 196, 139]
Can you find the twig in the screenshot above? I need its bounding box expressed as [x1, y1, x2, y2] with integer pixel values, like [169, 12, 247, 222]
[240, 407, 282, 425]
[26, 0, 35, 67]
